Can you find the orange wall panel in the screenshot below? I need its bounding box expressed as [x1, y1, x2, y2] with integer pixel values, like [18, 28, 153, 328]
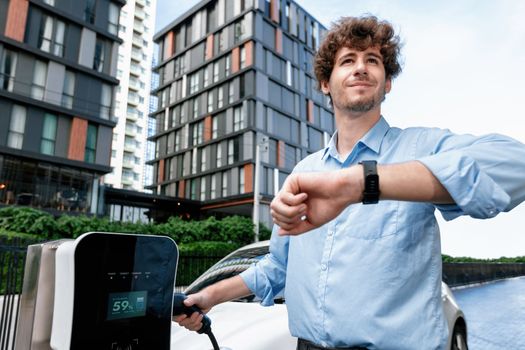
[165, 31, 173, 60]
[206, 34, 214, 60]
[275, 28, 283, 54]
[270, 0, 280, 23]
[158, 159, 165, 183]
[277, 140, 285, 168]
[204, 116, 212, 142]
[5, 0, 29, 42]
[245, 41, 254, 67]
[178, 180, 186, 198]
[307, 100, 314, 123]
[244, 164, 254, 193]
[232, 47, 240, 73]
[67, 118, 88, 161]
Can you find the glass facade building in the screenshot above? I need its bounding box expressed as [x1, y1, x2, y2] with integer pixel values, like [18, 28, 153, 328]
[0, 0, 125, 214]
[150, 0, 335, 226]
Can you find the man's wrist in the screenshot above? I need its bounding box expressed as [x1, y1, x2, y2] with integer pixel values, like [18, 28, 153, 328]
[340, 166, 365, 205]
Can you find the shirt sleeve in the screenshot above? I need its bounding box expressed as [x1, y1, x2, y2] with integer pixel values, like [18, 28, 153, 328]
[415, 128, 525, 221]
[240, 227, 289, 306]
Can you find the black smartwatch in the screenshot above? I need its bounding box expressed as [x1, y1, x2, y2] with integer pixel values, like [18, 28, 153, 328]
[359, 160, 380, 204]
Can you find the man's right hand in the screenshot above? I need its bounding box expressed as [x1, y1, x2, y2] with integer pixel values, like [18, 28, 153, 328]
[173, 289, 213, 332]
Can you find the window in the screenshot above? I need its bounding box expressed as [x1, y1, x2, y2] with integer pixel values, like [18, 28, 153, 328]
[175, 131, 180, 151]
[190, 179, 197, 199]
[108, 3, 120, 35]
[85, 0, 96, 24]
[0, 49, 17, 92]
[93, 38, 105, 72]
[228, 139, 234, 164]
[193, 97, 199, 118]
[240, 46, 246, 69]
[207, 91, 214, 113]
[217, 86, 224, 108]
[191, 149, 198, 174]
[213, 62, 219, 83]
[85, 124, 97, 163]
[190, 72, 199, 94]
[41, 113, 57, 155]
[7, 105, 26, 149]
[233, 105, 243, 131]
[100, 84, 112, 119]
[234, 20, 245, 44]
[212, 116, 218, 138]
[286, 61, 292, 86]
[200, 177, 206, 200]
[62, 70, 75, 108]
[210, 174, 217, 199]
[239, 167, 245, 194]
[203, 66, 210, 87]
[217, 144, 222, 167]
[225, 54, 231, 76]
[228, 82, 234, 104]
[201, 147, 207, 171]
[221, 171, 228, 197]
[38, 15, 65, 56]
[218, 29, 225, 52]
[31, 60, 47, 100]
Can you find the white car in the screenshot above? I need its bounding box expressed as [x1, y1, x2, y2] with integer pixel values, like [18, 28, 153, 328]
[171, 241, 468, 350]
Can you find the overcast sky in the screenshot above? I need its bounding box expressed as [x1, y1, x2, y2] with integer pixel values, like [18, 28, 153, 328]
[154, 0, 525, 258]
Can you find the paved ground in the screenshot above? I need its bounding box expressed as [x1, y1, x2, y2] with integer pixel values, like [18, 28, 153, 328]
[453, 276, 525, 350]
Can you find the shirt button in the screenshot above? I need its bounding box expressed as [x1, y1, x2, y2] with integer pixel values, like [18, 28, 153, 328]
[321, 264, 327, 271]
[327, 231, 333, 237]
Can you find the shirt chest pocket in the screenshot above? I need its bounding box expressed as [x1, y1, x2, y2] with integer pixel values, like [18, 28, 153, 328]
[339, 201, 400, 240]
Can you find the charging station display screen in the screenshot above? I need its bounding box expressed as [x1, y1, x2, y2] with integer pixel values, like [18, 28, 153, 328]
[107, 291, 148, 320]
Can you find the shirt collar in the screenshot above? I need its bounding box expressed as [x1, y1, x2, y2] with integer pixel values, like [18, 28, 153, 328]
[321, 116, 390, 161]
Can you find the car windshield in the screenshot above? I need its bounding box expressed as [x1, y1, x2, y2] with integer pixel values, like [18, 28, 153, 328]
[184, 242, 284, 302]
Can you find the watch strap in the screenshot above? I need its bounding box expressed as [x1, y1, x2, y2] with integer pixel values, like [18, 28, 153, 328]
[359, 160, 380, 204]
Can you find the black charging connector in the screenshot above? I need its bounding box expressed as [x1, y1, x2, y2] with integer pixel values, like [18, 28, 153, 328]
[172, 293, 220, 350]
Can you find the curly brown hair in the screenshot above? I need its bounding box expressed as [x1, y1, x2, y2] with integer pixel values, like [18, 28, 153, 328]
[314, 16, 402, 90]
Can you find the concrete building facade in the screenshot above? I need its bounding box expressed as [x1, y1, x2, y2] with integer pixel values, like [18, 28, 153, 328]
[0, 0, 124, 214]
[149, 0, 335, 227]
[103, 0, 156, 191]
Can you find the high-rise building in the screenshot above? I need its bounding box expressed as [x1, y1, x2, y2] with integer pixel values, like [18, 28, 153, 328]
[149, 0, 334, 227]
[0, 0, 124, 214]
[104, 0, 156, 191]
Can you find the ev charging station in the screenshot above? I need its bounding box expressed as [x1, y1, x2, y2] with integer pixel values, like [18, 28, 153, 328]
[16, 232, 178, 350]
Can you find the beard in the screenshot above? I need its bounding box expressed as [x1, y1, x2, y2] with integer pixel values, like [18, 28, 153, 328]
[332, 84, 387, 113]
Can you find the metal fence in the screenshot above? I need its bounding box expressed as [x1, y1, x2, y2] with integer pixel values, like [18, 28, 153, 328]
[0, 238, 31, 350]
[0, 237, 225, 350]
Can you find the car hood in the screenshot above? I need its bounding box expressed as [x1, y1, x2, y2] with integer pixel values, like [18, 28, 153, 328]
[171, 301, 296, 350]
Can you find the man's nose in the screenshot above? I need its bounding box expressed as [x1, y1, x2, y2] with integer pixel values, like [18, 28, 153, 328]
[354, 58, 368, 76]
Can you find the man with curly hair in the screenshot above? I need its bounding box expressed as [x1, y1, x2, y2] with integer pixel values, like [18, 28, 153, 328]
[176, 16, 525, 349]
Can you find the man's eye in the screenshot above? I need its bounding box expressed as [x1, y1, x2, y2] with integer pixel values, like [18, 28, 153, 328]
[368, 58, 379, 64]
[341, 59, 353, 65]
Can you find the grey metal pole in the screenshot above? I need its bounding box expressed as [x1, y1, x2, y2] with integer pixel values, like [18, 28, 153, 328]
[253, 143, 260, 242]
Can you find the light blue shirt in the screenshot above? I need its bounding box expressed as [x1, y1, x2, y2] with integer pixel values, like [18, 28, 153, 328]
[241, 117, 525, 350]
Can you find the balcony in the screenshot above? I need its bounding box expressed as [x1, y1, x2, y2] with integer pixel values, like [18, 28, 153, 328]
[135, 8, 145, 20]
[125, 126, 137, 137]
[124, 143, 136, 153]
[126, 111, 139, 121]
[121, 177, 133, 186]
[131, 49, 142, 62]
[129, 78, 140, 91]
[122, 159, 135, 169]
[128, 92, 140, 106]
[132, 35, 143, 48]
[135, 0, 145, 8]
[133, 21, 144, 34]
[130, 63, 142, 76]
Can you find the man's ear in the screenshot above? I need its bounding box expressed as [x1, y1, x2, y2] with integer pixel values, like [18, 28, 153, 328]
[385, 78, 392, 93]
[320, 80, 330, 95]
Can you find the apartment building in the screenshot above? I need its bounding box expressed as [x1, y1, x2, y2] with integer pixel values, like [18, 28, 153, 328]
[103, 0, 156, 191]
[0, 0, 124, 214]
[149, 0, 334, 226]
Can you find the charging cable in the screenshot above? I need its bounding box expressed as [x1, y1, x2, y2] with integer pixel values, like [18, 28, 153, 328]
[173, 293, 220, 350]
